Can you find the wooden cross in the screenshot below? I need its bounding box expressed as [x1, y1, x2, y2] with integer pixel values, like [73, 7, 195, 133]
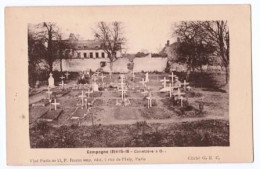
[169, 72, 177, 85]
[118, 78, 127, 100]
[169, 83, 173, 97]
[173, 88, 185, 100]
[146, 91, 154, 108]
[51, 99, 60, 110]
[60, 75, 65, 81]
[78, 91, 86, 109]
[85, 88, 93, 98]
[160, 77, 169, 88]
[46, 87, 52, 100]
[65, 71, 70, 79]
[181, 80, 190, 91]
[100, 73, 106, 83]
[59, 80, 65, 89]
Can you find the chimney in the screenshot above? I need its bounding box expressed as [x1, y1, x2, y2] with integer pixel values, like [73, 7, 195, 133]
[166, 40, 170, 46]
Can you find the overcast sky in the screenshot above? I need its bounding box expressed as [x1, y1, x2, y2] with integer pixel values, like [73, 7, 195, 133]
[57, 20, 175, 53]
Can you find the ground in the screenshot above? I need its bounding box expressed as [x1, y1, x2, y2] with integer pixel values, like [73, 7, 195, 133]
[29, 72, 229, 148]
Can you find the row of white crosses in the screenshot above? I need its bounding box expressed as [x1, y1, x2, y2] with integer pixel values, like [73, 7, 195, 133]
[161, 72, 191, 107]
[59, 71, 70, 89]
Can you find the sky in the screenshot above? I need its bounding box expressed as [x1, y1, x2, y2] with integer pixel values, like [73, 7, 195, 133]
[57, 21, 175, 54]
[38, 6, 180, 54]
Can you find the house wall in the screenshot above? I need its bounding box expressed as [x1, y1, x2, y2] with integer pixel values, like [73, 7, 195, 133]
[53, 56, 168, 73]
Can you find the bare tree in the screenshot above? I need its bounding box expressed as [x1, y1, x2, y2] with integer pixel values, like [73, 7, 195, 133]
[201, 21, 229, 83]
[173, 21, 229, 83]
[94, 21, 126, 75]
[173, 21, 215, 80]
[42, 22, 60, 72]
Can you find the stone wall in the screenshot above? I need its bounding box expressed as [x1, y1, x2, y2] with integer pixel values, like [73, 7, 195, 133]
[53, 56, 168, 73]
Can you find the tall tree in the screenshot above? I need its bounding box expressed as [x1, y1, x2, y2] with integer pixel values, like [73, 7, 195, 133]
[94, 21, 126, 75]
[42, 22, 60, 72]
[28, 29, 47, 86]
[200, 21, 230, 83]
[174, 21, 215, 80]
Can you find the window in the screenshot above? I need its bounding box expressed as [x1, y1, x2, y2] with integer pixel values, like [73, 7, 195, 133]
[102, 52, 105, 58]
[77, 52, 81, 58]
[84, 53, 87, 58]
[96, 52, 99, 58]
[90, 52, 93, 58]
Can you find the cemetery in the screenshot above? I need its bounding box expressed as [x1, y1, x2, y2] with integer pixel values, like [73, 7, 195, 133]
[28, 21, 229, 148]
[29, 69, 229, 148]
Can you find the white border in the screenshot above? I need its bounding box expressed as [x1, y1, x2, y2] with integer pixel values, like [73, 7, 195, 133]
[0, 0, 259, 169]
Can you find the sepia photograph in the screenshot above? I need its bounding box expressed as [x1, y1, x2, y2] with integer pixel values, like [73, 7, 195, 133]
[5, 5, 253, 165]
[28, 20, 229, 148]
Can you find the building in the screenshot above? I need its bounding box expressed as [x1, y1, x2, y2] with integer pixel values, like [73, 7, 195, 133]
[159, 39, 180, 61]
[63, 33, 122, 59]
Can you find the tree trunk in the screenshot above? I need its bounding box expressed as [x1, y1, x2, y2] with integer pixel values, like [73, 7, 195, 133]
[49, 60, 53, 73]
[109, 61, 113, 79]
[225, 65, 229, 84]
[186, 67, 191, 81]
[60, 59, 63, 73]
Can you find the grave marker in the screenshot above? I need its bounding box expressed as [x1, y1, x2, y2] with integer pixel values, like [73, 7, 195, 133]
[160, 77, 169, 88]
[146, 91, 154, 108]
[100, 73, 106, 83]
[169, 72, 177, 85]
[46, 87, 53, 100]
[51, 99, 60, 110]
[65, 71, 70, 79]
[85, 88, 93, 97]
[48, 73, 55, 88]
[79, 91, 86, 109]
[181, 80, 190, 91]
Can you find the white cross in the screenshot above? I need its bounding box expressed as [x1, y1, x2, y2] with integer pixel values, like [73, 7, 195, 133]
[181, 80, 190, 91]
[169, 83, 173, 97]
[169, 72, 177, 85]
[160, 77, 170, 88]
[100, 73, 106, 83]
[46, 87, 52, 100]
[59, 80, 65, 89]
[132, 71, 135, 81]
[65, 71, 70, 79]
[85, 88, 93, 97]
[79, 91, 86, 109]
[51, 99, 60, 110]
[60, 75, 65, 81]
[146, 91, 154, 108]
[118, 77, 127, 100]
[173, 88, 185, 100]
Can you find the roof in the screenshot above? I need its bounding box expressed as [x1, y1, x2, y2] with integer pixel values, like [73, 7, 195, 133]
[68, 40, 103, 50]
